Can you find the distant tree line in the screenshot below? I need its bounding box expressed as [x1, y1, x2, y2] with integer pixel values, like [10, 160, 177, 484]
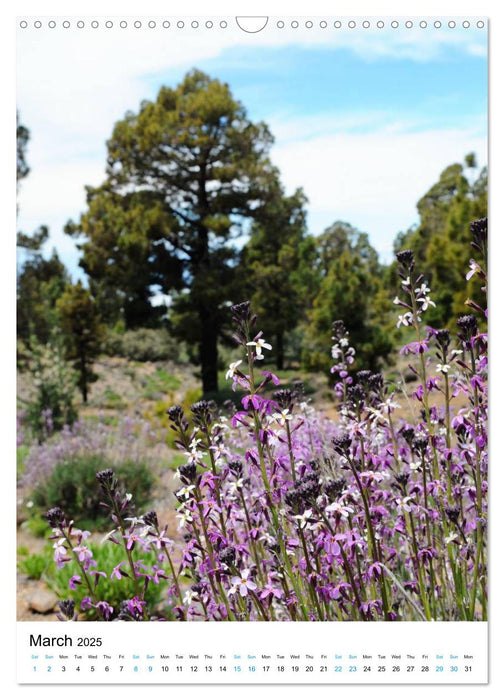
[17, 71, 488, 398]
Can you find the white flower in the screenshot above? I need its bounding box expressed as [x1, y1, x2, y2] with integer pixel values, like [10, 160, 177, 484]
[210, 444, 224, 460]
[415, 282, 431, 295]
[401, 276, 411, 287]
[227, 583, 238, 597]
[229, 478, 244, 494]
[380, 397, 400, 414]
[176, 484, 196, 501]
[185, 450, 204, 464]
[325, 502, 354, 519]
[53, 540, 68, 561]
[293, 508, 314, 530]
[339, 337, 349, 347]
[436, 363, 450, 374]
[258, 532, 276, 547]
[184, 439, 205, 463]
[124, 516, 145, 528]
[246, 338, 272, 360]
[176, 510, 194, 530]
[396, 312, 413, 328]
[225, 360, 242, 380]
[444, 532, 459, 545]
[418, 295, 436, 311]
[101, 528, 118, 543]
[409, 460, 422, 472]
[299, 401, 314, 415]
[230, 569, 257, 597]
[466, 259, 481, 281]
[272, 409, 293, 426]
[393, 296, 401, 305]
[183, 590, 198, 606]
[395, 496, 413, 513]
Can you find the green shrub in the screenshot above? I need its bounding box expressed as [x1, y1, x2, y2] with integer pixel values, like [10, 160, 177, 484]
[17, 445, 29, 478]
[30, 455, 155, 530]
[21, 336, 78, 440]
[141, 368, 181, 400]
[144, 389, 202, 444]
[103, 327, 182, 362]
[19, 543, 171, 619]
[181, 387, 203, 413]
[101, 388, 128, 409]
[85, 414, 119, 427]
[18, 552, 49, 580]
[24, 514, 52, 538]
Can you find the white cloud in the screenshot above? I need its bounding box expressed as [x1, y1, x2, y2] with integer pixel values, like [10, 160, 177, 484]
[18, 156, 106, 256]
[271, 120, 487, 259]
[17, 117, 487, 276]
[267, 111, 393, 142]
[16, 21, 487, 274]
[17, 21, 486, 144]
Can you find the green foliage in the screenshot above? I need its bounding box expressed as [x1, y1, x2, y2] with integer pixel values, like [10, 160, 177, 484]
[239, 185, 308, 369]
[56, 281, 105, 403]
[85, 414, 120, 427]
[304, 221, 394, 371]
[66, 69, 280, 393]
[24, 514, 52, 538]
[17, 111, 30, 185]
[19, 544, 170, 618]
[21, 336, 78, 440]
[17, 445, 29, 477]
[103, 327, 183, 362]
[17, 250, 70, 344]
[30, 455, 155, 530]
[101, 389, 128, 410]
[17, 226, 50, 252]
[141, 368, 181, 400]
[145, 386, 203, 440]
[181, 387, 204, 412]
[18, 552, 49, 580]
[393, 155, 487, 328]
[16, 113, 68, 344]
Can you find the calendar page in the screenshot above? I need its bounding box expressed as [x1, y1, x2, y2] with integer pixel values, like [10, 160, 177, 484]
[14, 6, 489, 689]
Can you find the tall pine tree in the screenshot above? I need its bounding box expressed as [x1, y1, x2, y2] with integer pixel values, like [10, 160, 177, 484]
[66, 70, 278, 392]
[239, 184, 308, 369]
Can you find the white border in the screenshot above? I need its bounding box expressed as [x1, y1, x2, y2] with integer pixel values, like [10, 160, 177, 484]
[3, 1, 502, 698]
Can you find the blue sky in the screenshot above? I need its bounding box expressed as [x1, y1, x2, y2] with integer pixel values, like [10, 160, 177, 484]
[16, 20, 487, 279]
[181, 43, 487, 124]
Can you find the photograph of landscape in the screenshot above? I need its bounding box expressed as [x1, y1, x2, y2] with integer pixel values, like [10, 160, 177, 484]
[16, 18, 487, 622]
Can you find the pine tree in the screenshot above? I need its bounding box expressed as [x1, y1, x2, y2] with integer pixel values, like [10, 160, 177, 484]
[56, 282, 105, 403]
[66, 70, 278, 393]
[239, 185, 308, 369]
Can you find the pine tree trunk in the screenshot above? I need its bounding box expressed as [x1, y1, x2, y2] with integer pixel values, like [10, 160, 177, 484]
[276, 330, 284, 371]
[200, 309, 219, 394]
[79, 350, 88, 403]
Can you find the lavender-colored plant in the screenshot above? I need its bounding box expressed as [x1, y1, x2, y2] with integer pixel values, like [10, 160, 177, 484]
[43, 219, 487, 622]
